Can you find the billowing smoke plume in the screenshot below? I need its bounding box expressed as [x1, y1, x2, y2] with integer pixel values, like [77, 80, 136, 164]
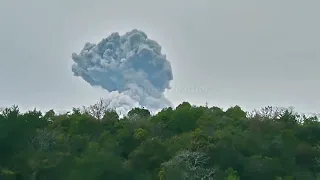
[71, 29, 173, 114]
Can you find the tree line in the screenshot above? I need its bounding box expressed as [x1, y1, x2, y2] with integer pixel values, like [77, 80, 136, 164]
[0, 99, 320, 179]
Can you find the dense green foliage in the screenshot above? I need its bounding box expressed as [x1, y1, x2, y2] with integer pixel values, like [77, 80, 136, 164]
[0, 100, 320, 179]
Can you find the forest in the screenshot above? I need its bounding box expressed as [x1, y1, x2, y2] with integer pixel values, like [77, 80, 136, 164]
[0, 99, 320, 180]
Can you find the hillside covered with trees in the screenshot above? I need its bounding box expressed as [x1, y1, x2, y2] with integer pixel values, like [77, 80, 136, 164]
[0, 99, 320, 179]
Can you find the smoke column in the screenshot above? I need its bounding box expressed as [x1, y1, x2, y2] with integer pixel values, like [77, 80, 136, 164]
[72, 29, 173, 114]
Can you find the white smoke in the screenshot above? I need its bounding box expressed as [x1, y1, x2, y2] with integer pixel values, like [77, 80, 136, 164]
[72, 29, 173, 114]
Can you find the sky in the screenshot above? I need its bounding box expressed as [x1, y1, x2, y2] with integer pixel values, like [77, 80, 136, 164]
[0, 0, 319, 114]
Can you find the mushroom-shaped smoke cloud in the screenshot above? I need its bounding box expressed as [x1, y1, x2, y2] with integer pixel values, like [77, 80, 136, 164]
[72, 29, 173, 114]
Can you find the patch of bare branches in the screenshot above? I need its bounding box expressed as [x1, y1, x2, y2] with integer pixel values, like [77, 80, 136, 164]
[82, 98, 112, 120]
[161, 150, 216, 180]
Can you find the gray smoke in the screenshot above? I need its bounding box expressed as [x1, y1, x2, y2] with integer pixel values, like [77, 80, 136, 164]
[72, 29, 173, 114]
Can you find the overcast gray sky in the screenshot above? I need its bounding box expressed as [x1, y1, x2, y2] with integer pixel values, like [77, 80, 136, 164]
[0, 0, 319, 114]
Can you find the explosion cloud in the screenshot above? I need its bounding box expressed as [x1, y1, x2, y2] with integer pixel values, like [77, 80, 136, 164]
[72, 29, 173, 113]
